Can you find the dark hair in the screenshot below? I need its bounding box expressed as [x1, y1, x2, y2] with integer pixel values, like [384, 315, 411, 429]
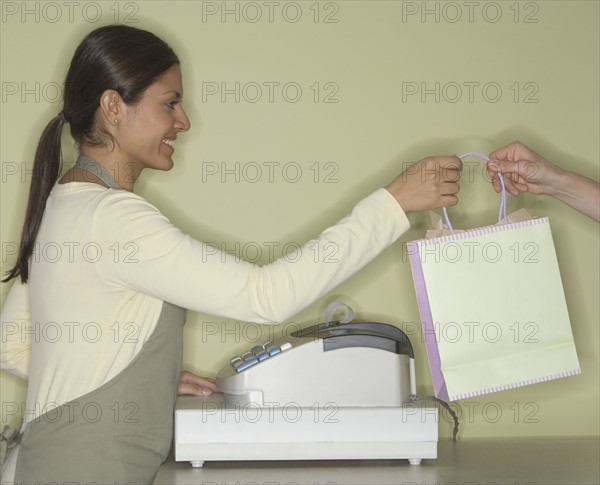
[3, 24, 180, 283]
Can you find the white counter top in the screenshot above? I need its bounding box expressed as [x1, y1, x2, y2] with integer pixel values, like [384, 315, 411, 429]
[155, 438, 599, 485]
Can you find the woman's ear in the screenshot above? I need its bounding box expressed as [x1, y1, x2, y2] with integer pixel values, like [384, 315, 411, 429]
[99, 89, 123, 127]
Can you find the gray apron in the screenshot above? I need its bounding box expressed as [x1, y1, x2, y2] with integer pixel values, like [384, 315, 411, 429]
[13, 156, 187, 484]
[14, 301, 186, 484]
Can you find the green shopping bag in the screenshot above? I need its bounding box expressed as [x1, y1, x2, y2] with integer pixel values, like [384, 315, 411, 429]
[407, 153, 581, 401]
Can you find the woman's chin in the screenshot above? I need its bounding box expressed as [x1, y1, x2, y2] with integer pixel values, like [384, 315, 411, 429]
[156, 157, 175, 171]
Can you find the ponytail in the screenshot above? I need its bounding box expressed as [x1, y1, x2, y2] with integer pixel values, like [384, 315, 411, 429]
[2, 113, 66, 283]
[2, 24, 180, 284]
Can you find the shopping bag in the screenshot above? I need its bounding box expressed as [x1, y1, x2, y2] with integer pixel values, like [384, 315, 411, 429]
[407, 153, 581, 401]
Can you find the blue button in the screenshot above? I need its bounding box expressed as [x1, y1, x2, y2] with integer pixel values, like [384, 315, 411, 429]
[236, 358, 259, 372]
[257, 351, 270, 361]
[268, 347, 281, 356]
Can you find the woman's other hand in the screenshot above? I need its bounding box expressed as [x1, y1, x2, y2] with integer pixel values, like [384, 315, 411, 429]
[177, 370, 220, 396]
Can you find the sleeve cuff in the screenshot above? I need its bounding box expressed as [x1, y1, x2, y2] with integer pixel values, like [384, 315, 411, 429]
[372, 187, 411, 236]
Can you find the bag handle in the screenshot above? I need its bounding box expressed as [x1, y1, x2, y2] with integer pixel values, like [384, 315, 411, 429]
[442, 152, 508, 235]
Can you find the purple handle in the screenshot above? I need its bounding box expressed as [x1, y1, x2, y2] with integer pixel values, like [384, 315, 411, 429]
[442, 152, 507, 235]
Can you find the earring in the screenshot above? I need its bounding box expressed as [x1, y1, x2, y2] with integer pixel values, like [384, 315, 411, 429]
[113, 118, 119, 125]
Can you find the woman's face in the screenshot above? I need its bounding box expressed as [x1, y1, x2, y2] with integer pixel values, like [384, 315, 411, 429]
[115, 64, 191, 173]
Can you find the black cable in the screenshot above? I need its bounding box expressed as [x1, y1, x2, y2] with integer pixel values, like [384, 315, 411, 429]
[410, 395, 459, 442]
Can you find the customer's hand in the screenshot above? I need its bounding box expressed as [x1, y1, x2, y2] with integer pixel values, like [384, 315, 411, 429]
[488, 141, 564, 197]
[488, 141, 600, 222]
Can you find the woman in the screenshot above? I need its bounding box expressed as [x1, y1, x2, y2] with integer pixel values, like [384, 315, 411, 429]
[0, 25, 461, 483]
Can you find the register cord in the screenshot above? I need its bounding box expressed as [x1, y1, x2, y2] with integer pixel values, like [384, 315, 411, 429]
[410, 395, 460, 443]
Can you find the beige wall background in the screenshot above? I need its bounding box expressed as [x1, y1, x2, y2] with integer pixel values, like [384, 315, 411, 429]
[1, 1, 598, 441]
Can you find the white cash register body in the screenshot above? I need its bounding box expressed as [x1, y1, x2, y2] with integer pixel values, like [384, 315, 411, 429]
[174, 317, 438, 467]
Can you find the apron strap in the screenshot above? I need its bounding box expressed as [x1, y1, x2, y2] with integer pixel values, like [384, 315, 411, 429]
[0, 425, 21, 478]
[75, 155, 122, 190]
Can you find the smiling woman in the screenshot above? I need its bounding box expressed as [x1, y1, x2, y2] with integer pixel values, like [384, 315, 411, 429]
[0, 24, 461, 484]
[4, 25, 185, 284]
[66, 64, 191, 187]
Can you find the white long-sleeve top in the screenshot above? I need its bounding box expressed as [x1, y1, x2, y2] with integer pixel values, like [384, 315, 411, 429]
[0, 182, 410, 423]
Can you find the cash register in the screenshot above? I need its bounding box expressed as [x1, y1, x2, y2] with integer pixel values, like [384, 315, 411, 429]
[174, 304, 439, 467]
